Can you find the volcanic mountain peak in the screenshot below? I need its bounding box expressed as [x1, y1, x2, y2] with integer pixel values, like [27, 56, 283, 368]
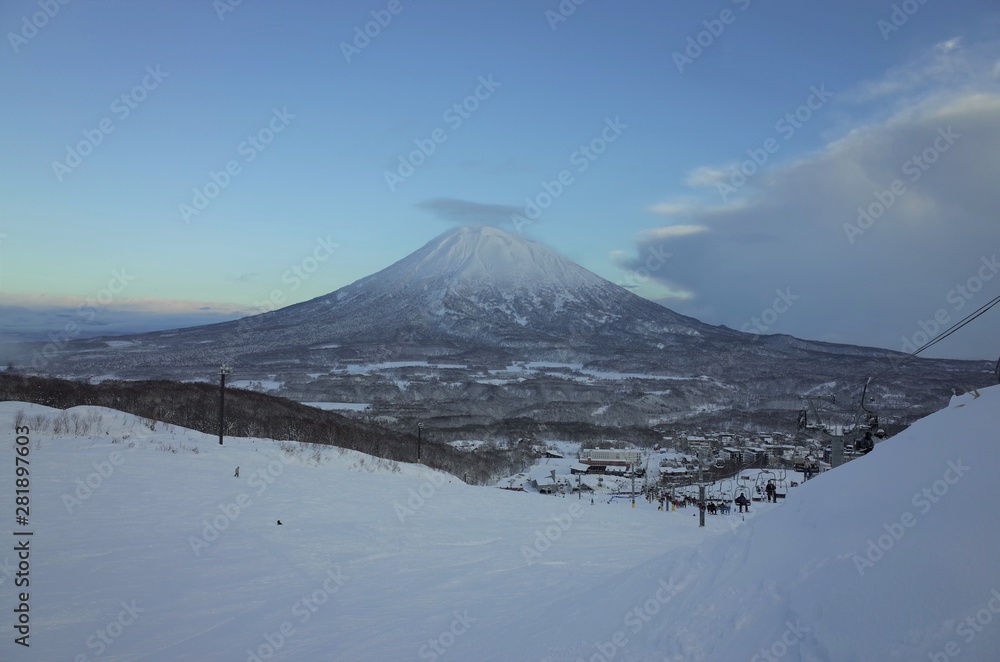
[363, 225, 605, 293]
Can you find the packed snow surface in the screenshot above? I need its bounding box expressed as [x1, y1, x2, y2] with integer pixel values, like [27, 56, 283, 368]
[1, 386, 999, 660]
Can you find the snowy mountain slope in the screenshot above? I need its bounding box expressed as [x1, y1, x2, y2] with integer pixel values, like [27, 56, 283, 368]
[55, 226, 715, 355]
[0, 401, 746, 661]
[451, 386, 1000, 661]
[2, 388, 998, 659]
[17, 226, 992, 430]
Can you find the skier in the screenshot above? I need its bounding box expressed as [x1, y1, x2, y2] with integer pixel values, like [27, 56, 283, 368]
[234, 466, 239, 478]
[735, 493, 749, 513]
[765, 480, 775, 503]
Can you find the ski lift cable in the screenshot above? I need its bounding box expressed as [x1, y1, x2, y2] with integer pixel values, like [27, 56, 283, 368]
[899, 294, 1000, 362]
[817, 292, 1000, 417]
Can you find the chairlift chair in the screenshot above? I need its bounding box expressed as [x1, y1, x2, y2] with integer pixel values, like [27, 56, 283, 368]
[755, 470, 777, 501]
[719, 478, 736, 502]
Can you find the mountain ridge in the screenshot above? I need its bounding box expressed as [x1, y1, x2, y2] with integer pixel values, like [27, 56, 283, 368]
[11, 225, 993, 432]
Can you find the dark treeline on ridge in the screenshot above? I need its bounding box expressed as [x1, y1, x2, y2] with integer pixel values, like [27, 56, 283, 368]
[0, 373, 536, 484]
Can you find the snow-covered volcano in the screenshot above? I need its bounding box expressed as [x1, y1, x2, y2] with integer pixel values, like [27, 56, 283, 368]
[24, 226, 992, 430]
[366, 225, 597, 290]
[44, 225, 724, 369]
[292, 225, 711, 347]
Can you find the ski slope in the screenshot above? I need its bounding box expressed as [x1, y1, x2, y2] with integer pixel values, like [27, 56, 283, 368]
[1, 386, 999, 660]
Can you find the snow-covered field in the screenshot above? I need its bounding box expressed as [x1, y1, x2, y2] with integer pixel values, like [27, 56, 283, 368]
[1, 386, 999, 660]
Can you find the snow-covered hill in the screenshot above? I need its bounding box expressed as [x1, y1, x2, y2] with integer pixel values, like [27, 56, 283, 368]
[498, 385, 1000, 660]
[2, 387, 998, 660]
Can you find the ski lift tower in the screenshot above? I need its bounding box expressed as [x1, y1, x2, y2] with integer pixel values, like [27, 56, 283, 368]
[799, 380, 878, 469]
[799, 394, 845, 467]
[697, 452, 706, 527]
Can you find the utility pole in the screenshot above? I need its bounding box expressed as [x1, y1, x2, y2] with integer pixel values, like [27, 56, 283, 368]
[631, 456, 636, 508]
[416, 423, 423, 463]
[698, 452, 705, 527]
[218, 364, 231, 445]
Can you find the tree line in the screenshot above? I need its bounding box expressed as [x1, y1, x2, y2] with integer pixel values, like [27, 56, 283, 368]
[0, 373, 534, 485]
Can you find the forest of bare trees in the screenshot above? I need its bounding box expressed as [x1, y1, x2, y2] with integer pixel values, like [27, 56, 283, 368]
[0, 374, 535, 485]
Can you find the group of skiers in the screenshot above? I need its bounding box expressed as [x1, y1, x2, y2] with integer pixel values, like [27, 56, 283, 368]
[657, 481, 785, 515]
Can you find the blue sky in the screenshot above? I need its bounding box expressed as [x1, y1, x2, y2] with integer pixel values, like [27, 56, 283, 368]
[2, 0, 999, 359]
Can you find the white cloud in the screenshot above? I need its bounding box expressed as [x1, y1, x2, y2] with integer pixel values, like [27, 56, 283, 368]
[683, 166, 731, 188]
[624, 44, 1000, 359]
[648, 201, 694, 216]
[844, 37, 983, 104]
[644, 225, 709, 239]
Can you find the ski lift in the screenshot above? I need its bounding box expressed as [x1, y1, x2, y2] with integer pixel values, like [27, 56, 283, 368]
[755, 470, 777, 501]
[719, 478, 735, 502]
[771, 469, 788, 498]
[798, 380, 880, 468]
